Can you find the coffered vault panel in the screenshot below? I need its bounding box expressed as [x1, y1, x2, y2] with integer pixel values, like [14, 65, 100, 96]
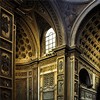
[79, 11, 100, 68]
[16, 24, 35, 64]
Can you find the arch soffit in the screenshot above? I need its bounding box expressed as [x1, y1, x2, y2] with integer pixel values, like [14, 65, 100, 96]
[70, 0, 100, 47]
[18, 17, 39, 57]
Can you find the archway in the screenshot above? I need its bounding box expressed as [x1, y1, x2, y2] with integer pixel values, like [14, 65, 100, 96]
[70, 0, 100, 47]
[79, 68, 91, 87]
[71, 3, 100, 100]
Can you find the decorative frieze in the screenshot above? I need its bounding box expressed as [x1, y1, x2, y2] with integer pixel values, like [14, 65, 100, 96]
[39, 56, 56, 66]
[79, 86, 96, 100]
[40, 64, 56, 74]
[15, 72, 27, 77]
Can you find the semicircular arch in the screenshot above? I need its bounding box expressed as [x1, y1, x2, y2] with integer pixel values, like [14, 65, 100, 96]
[70, 0, 100, 47]
[16, 16, 39, 64]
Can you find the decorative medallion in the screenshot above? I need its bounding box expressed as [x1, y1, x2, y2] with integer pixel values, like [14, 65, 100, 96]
[1, 13, 11, 39]
[1, 53, 10, 76]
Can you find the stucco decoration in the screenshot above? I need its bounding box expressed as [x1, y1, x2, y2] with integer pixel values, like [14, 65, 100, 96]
[16, 22, 36, 64]
[57, 1, 90, 34]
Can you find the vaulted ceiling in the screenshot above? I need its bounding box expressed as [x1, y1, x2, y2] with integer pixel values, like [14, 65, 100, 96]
[11, 0, 100, 68]
[78, 7, 100, 69]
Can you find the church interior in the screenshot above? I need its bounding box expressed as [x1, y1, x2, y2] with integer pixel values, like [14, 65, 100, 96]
[0, 0, 100, 100]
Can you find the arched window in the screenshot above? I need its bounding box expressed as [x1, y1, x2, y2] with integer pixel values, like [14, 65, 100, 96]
[45, 28, 56, 54]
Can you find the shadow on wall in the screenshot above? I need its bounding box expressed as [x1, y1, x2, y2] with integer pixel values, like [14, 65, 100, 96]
[96, 81, 100, 100]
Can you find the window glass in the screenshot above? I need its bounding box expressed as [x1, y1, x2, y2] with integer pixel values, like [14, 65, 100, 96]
[45, 28, 56, 54]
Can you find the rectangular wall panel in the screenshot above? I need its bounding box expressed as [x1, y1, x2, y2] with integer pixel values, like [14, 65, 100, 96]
[0, 7, 15, 100]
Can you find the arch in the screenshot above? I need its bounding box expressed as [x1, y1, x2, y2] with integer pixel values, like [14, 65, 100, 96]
[42, 1, 67, 46]
[79, 68, 92, 87]
[23, 17, 40, 58]
[15, 16, 39, 64]
[70, 0, 100, 47]
[19, 1, 66, 46]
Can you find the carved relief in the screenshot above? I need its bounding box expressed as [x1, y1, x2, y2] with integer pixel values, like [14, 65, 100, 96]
[57, 58, 64, 74]
[1, 13, 11, 39]
[80, 86, 96, 100]
[43, 73, 54, 88]
[74, 81, 78, 95]
[15, 72, 27, 77]
[39, 56, 56, 66]
[0, 39, 12, 50]
[75, 59, 78, 74]
[29, 77, 32, 100]
[0, 7, 14, 100]
[80, 90, 85, 99]
[58, 81, 64, 96]
[57, 1, 89, 33]
[0, 53, 11, 76]
[95, 77, 99, 89]
[29, 71, 32, 76]
[0, 78, 12, 87]
[59, 60, 63, 72]
[1, 90, 11, 100]
[57, 57, 64, 98]
[43, 91, 54, 100]
[58, 96, 64, 100]
[64, 4, 77, 31]
[58, 75, 64, 81]
[40, 64, 56, 73]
